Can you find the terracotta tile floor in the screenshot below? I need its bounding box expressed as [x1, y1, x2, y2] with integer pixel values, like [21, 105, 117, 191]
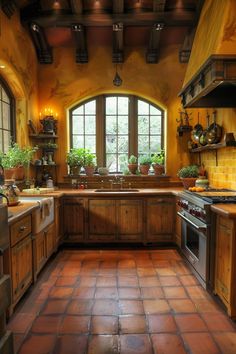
[7, 248, 236, 354]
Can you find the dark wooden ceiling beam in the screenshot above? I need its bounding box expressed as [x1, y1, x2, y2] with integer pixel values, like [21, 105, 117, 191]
[112, 23, 123, 63]
[113, 0, 124, 14]
[20, 11, 195, 27]
[70, 0, 83, 15]
[71, 24, 88, 63]
[146, 23, 164, 63]
[29, 23, 53, 64]
[153, 0, 166, 12]
[1, 0, 16, 18]
[179, 27, 196, 63]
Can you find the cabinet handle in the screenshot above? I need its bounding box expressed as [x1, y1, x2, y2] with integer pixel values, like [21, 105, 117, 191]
[19, 226, 27, 232]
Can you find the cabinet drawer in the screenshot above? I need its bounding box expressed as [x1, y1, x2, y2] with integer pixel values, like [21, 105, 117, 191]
[63, 198, 84, 205]
[10, 215, 32, 246]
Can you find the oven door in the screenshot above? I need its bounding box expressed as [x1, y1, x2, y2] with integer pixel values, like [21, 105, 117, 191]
[177, 210, 208, 286]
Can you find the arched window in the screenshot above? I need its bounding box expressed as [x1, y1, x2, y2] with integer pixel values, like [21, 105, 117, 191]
[0, 77, 15, 153]
[70, 95, 164, 172]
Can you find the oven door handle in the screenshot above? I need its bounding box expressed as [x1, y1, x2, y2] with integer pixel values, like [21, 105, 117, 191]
[177, 211, 207, 231]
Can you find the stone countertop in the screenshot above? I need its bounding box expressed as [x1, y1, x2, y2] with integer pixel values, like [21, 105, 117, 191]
[8, 202, 39, 226]
[211, 204, 236, 219]
[20, 187, 183, 198]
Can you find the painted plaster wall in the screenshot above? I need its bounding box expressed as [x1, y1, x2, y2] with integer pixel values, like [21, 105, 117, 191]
[38, 44, 191, 182]
[183, 0, 236, 189]
[0, 10, 38, 146]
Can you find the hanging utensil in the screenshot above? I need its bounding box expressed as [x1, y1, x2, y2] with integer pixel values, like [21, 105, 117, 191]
[206, 110, 222, 144]
[199, 112, 210, 146]
[192, 112, 203, 143]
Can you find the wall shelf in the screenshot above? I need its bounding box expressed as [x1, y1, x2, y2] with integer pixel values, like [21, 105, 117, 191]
[29, 134, 58, 139]
[190, 141, 236, 153]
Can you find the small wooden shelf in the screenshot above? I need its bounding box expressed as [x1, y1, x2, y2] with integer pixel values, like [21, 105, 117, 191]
[190, 141, 236, 153]
[29, 134, 58, 139]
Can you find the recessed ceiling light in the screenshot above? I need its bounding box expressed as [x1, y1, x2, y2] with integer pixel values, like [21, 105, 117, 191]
[0, 65, 5, 69]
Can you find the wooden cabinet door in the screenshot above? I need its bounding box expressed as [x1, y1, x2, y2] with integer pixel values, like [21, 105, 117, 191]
[146, 197, 174, 242]
[175, 198, 182, 247]
[215, 216, 233, 304]
[117, 200, 143, 241]
[11, 236, 33, 303]
[63, 198, 85, 242]
[54, 198, 62, 248]
[88, 199, 116, 240]
[46, 223, 55, 258]
[34, 230, 47, 277]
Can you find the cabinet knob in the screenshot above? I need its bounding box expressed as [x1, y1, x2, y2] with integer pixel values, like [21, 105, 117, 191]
[19, 226, 27, 232]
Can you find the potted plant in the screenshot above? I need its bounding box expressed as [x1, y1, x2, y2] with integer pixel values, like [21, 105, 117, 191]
[139, 155, 152, 175]
[83, 149, 96, 176]
[128, 155, 138, 174]
[177, 164, 199, 189]
[0, 143, 37, 180]
[151, 150, 165, 176]
[66, 148, 84, 175]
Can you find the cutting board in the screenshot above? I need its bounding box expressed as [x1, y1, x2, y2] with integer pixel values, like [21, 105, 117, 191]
[195, 191, 236, 197]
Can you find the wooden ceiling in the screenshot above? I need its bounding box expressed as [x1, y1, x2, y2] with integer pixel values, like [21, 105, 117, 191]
[2, 0, 205, 64]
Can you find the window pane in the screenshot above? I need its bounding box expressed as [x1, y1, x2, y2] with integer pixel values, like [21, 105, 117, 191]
[3, 131, 10, 152]
[73, 106, 83, 114]
[106, 154, 117, 172]
[118, 136, 128, 153]
[150, 105, 161, 115]
[2, 103, 10, 129]
[0, 132, 2, 151]
[72, 116, 84, 134]
[85, 116, 95, 134]
[2, 88, 10, 104]
[118, 97, 128, 114]
[106, 97, 117, 115]
[118, 115, 128, 134]
[106, 135, 117, 153]
[118, 154, 128, 172]
[0, 104, 2, 128]
[138, 116, 149, 134]
[150, 136, 161, 152]
[85, 136, 96, 152]
[85, 100, 96, 114]
[150, 116, 161, 134]
[106, 115, 117, 134]
[138, 100, 149, 114]
[138, 135, 149, 153]
[73, 135, 84, 147]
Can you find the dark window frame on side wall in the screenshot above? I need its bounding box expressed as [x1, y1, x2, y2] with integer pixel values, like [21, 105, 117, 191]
[69, 94, 164, 173]
[0, 76, 16, 153]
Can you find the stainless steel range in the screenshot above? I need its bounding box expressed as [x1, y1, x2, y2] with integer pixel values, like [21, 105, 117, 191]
[178, 189, 236, 289]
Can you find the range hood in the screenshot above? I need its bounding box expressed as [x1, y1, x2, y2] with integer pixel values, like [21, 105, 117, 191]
[179, 55, 236, 108]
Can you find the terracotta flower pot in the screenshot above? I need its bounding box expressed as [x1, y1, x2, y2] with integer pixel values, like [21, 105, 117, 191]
[84, 166, 95, 176]
[128, 163, 138, 175]
[180, 177, 197, 189]
[139, 164, 150, 175]
[4, 168, 15, 179]
[152, 164, 164, 176]
[70, 166, 81, 175]
[12, 166, 25, 180]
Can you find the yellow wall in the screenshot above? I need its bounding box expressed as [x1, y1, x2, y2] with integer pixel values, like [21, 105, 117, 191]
[0, 10, 38, 146]
[37, 44, 191, 182]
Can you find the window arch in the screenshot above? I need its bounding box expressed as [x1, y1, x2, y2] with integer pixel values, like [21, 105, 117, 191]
[0, 77, 15, 153]
[69, 95, 164, 172]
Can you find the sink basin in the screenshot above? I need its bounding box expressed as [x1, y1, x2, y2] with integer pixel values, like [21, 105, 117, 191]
[22, 188, 55, 194]
[19, 196, 54, 233]
[94, 189, 139, 192]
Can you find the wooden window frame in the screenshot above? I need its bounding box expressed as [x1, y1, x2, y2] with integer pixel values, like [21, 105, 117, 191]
[0, 76, 15, 152]
[69, 94, 164, 172]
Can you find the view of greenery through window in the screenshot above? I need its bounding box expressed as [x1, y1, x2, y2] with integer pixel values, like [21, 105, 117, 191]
[0, 82, 12, 153]
[70, 95, 163, 173]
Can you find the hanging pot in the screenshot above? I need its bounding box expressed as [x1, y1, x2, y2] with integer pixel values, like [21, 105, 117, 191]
[192, 112, 203, 143]
[199, 113, 210, 146]
[206, 110, 222, 144]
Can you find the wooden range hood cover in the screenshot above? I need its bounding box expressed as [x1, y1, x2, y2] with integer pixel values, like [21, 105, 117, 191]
[179, 55, 236, 108]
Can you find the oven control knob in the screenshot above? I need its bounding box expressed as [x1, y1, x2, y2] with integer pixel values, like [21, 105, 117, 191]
[195, 210, 201, 217]
[200, 211, 206, 219]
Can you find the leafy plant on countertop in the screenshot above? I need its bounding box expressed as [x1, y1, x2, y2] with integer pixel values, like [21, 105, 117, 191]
[177, 165, 199, 178]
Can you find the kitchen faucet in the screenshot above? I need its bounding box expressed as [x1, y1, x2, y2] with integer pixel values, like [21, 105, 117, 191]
[109, 176, 124, 189]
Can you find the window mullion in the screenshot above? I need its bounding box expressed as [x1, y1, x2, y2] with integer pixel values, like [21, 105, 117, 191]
[96, 95, 105, 167]
[129, 95, 138, 157]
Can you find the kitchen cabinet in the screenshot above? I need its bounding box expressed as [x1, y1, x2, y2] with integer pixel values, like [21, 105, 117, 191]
[54, 197, 62, 248]
[88, 199, 116, 241]
[117, 200, 143, 241]
[146, 197, 174, 242]
[214, 215, 236, 318]
[9, 215, 33, 307]
[63, 197, 85, 242]
[33, 222, 55, 280]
